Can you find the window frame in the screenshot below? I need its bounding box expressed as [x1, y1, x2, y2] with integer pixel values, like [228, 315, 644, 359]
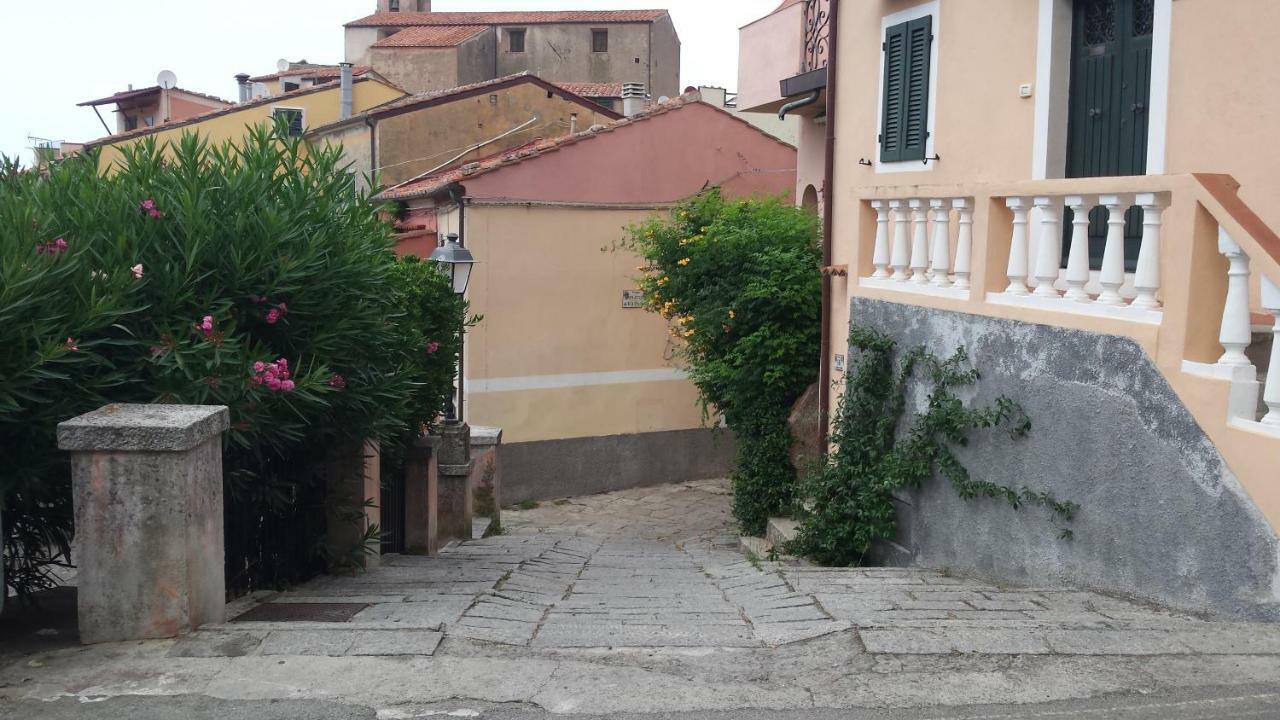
[874, 1, 940, 174]
[508, 28, 527, 53]
[273, 107, 305, 137]
[591, 28, 609, 53]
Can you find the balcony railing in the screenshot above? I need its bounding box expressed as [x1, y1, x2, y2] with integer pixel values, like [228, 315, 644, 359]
[850, 175, 1280, 436]
[803, 0, 831, 74]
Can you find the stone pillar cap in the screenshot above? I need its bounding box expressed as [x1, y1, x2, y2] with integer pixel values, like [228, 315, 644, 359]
[58, 404, 230, 452]
[470, 425, 503, 447]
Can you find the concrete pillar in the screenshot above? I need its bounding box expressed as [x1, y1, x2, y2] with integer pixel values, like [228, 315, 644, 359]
[56, 404, 229, 644]
[404, 435, 439, 556]
[326, 440, 383, 571]
[470, 426, 503, 534]
[436, 421, 473, 543]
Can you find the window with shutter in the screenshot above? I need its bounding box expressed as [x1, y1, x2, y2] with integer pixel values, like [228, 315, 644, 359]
[879, 15, 933, 163]
[273, 108, 304, 137]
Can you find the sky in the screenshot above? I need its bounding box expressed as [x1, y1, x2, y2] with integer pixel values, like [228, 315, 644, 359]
[0, 0, 780, 163]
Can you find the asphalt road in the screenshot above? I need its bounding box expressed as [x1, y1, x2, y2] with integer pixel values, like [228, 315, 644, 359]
[6, 685, 1280, 720]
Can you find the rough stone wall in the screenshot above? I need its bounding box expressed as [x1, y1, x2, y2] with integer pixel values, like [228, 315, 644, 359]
[850, 297, 1280, 621]
[501, 428, 735, 506]
[369, 46, 460, 95]
[495, 24, 652, 90]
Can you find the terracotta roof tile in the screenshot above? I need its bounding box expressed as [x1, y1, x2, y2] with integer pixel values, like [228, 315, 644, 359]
[84, 77, 397, 150]
[554, 82, 625, 99]
[249, 65, 374, 84]
[346, 10, 668, 28]
[371, 25, 489, 48]
[79, 85, 232, 108]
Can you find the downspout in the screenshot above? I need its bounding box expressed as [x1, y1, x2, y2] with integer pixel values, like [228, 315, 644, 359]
[818, 0, 839, 453]
[778, 90, 820, 120]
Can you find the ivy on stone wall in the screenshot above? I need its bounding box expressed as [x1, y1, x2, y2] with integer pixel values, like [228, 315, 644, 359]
[791, 324, 1078, 566]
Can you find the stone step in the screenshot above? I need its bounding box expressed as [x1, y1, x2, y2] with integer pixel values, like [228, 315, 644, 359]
[766, 517, 800, 548]
[738, 535, 772, 558]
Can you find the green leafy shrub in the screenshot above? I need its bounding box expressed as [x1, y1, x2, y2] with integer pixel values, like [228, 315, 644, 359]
[621, 190, 821, 536]
[0, 126, 464, 598]
[791, 324, 1077, 566]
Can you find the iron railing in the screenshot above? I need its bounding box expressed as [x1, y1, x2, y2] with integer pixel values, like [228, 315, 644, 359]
[803, 0, 831, 73]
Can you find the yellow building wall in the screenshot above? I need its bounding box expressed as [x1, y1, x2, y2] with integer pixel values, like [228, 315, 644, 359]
[376, 82, 617, 187]
[461, 204, 709, 444]
[95, 81, 406, 171]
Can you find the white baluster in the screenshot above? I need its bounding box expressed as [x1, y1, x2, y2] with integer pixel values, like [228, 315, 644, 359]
[929, 199, 952, 288]
[1097, 194, 1131, 306]
[1063, 195, 1093, 302]
[871, 200, 890, 279]
[1217, 229, 1253, 367]
[952, 198, 973, 290]
[909, 199, 929, 285]
[1004, 197, 1031, 296]
[1032, 196, 1063, 298]
[1132, 193, 1168, 310]
[1262, 276, 1280, 426]
[889, 200, 910, 281]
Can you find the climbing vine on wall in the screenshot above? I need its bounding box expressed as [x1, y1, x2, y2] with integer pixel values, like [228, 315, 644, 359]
[791, 324, 1079, 566]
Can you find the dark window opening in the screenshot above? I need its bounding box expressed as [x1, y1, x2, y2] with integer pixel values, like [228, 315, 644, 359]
[274, 108, 304, 137]
[389, 0, 400, 11]
[123, 115, 138, 131]
[593, 98, 615, 110]
[509, 29, 526, 53]
[592, 29, 609, 53]
[283, 81, 300, 93]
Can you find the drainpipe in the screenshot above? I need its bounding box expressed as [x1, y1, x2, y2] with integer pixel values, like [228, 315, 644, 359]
[778, 90, 820, 120]
[818, 0, 839, 453]
[340, 63, 354, 120]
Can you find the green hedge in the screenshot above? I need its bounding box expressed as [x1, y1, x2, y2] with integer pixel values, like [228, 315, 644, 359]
[621, 190, 821, 535]
[0, 126, 465, 598]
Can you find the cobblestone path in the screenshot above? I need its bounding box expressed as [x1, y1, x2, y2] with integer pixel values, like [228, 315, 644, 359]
[5, 479, 1280, 716]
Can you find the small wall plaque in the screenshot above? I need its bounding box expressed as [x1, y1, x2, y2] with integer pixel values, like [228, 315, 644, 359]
[622, 290, 645, 308]
[834, 354, 846, 372]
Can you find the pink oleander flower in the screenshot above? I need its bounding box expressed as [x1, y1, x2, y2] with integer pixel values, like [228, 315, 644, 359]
[36, 238, 68, 256]
[195, 315, 215, 340]
[252, 295, 268, 304]
[250, 357, 295, 393]
[131, 264, 144, 279]
[64, 337, 78, 351]
[53, 238, 68, 253]
[140, 199, 156, 211]
[426, 341, 440, 355]
[140, 199, 163, 218]
[277, 302, 288, 312]
[280, 380, 295, 392]
[253, 361, 266, 373]
[266, 309, 281, 325]
[328, 373, 347, 390]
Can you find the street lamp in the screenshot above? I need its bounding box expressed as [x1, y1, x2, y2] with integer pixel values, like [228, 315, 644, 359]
[430, 233, 475, 422]
[430, 233, 475, 295]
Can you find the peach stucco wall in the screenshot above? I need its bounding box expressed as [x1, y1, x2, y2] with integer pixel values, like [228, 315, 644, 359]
[462, 102, 798, 206]
[737, 2, 806, 114]
[825, 0, 1280, 531]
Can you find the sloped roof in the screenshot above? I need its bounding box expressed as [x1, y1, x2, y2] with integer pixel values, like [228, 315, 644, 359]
[374, 92, 795, 203]
[79, 85, 232, 108]
[371, 25, 489, 48]
[83, 77, 400, 150]
[555, 82, 625, 99]
[346, 10, 668, 28]
[249, 65, 375, 84]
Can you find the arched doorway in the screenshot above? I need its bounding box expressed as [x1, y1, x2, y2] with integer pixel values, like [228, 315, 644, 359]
[801, 184, 820, 216]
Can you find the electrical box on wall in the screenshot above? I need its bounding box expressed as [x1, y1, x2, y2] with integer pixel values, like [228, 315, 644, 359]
[834, 354, 846, 372]
[1019, 83, 1034, 99]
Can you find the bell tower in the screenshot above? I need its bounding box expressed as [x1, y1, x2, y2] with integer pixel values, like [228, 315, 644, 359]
[378, 0, 430, 11]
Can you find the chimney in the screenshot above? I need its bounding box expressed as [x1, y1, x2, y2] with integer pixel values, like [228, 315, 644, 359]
[234, 74, 252, 103]
[339, 63, 354, 120]
[622, 82, 646, 117]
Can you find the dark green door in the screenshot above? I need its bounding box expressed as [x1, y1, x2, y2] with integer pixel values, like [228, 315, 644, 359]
[1064, 0, 1155, 269]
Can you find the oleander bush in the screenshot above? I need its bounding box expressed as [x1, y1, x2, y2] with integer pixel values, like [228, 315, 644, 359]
[0, 125, 465, 600]
[621, 189, 822, 536]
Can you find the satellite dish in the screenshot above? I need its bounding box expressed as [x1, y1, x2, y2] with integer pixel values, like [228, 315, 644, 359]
[276, 58, 291, 72]
[157, 70, 178, 89]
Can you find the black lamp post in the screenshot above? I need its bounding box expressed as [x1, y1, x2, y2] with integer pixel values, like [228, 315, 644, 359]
[430, 233, 475, 422]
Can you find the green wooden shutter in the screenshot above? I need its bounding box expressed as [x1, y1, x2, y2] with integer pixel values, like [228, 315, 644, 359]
[880, 16, 933, 163]
[879, 22, 907, 162]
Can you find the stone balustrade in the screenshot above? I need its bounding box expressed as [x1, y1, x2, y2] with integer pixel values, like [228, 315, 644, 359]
[863, 196, 974, 298]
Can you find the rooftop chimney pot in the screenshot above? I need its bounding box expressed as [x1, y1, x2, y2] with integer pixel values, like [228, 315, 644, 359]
[234, 73, 252, 104]
[339, 63, 354, 120]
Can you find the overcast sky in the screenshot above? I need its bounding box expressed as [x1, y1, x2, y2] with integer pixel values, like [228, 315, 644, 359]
[0, 0, 779, 163]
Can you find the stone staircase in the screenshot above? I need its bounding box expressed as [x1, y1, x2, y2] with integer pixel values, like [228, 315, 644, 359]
[737, 517, 802, 560]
